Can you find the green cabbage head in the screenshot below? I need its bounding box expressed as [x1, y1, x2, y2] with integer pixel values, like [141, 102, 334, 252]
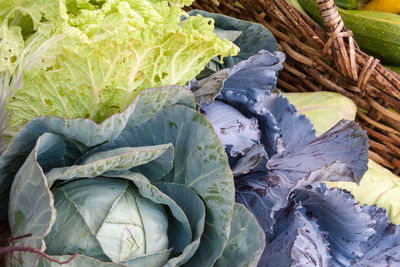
[0, 0, 238, 138]
[0, 86, 264, 266]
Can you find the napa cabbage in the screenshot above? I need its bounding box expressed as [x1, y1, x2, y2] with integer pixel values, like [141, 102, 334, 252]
[0, 0, 238, 142]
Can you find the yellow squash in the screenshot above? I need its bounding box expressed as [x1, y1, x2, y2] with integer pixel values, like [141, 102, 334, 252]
[359, 0, 400, 14]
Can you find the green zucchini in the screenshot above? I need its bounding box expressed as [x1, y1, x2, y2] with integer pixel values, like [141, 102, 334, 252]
[285, 0, 308, 15]
[298, 0, 400, 65]
[335, 0, 358, 10]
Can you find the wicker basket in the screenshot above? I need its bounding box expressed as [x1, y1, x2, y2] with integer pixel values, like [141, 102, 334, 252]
[189, 0, 400, 175]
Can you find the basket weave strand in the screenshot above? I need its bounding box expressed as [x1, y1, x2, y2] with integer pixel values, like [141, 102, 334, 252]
[189, 0, 400, 175]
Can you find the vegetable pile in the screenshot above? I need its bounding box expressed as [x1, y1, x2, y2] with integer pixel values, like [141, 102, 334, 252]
[0, 1, 400, 267]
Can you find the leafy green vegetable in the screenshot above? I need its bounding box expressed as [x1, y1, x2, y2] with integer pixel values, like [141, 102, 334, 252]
[0, 0, 238, 140]
[213, 203, 265, 267]
[0, 86, 264, 266]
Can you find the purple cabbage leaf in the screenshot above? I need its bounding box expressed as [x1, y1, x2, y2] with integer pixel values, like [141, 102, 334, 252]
[353, 205, 400, 266]
[263, 202, 332, 267]
[293, 184, 375, 266]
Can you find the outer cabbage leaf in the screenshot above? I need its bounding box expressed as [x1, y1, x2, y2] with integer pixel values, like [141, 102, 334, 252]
[235, 161, 361, 233]
[251, 93, 316, 157]
[192, 50, 285, 168]
[7, 133, 56, 267]
[219, 51, 285, 97]
[1, 0, 239, 137]
[153, 182, 206, 266]
[191, 50, 285, 108]
[213, 83, 311, 160]
[290, 209, 332, 267]
[214, 203, 265, 267]
[263, 203, 331, 267]
[201, 100, 262, 159]
[267, 119, 369, 184]
[293, 184, 375, 266]
[353, 205, 400, 266]
[261, 183, 400, 267]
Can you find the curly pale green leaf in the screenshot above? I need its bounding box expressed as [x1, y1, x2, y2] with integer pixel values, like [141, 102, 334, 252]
[2, 0, 239, 135]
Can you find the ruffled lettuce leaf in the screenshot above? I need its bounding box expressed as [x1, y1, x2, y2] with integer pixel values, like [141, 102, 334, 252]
[1, 0, 239, 139]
